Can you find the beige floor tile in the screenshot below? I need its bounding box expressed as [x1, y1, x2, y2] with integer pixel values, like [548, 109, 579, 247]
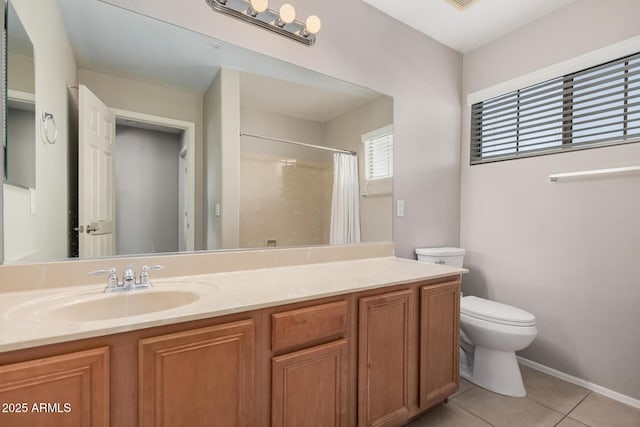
[520, 365, 590, 414]
[556, 417, 589, 427]
[406, 402, 491, 427]
[452, 386, 564, 427]
[569, 393, 640, 427]
[450, 378, 475, 398]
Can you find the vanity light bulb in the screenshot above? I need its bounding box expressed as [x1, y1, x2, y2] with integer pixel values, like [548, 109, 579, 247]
[250, 0, 268, 14]
[279, 3, 296, 24]
[304, 15, 321, 35]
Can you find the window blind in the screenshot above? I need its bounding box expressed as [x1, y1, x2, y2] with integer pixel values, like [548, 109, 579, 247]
[471, 51, 640, 164]
[364, 132, 393, 181]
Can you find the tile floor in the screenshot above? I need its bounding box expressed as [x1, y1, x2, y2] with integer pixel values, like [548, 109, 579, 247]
[407, 365, 640, 427]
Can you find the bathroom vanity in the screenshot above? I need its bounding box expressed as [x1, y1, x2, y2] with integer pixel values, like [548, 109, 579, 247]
[0, 255, 463, 427]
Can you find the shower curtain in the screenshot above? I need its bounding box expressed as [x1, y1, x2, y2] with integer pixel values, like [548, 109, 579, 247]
[330, 152, 361, 244]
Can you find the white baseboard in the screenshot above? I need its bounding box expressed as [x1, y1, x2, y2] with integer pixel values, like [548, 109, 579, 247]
[517, 356, 640, 410]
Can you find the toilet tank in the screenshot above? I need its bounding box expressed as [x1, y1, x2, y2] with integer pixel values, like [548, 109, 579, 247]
[415, 247, 465, 267]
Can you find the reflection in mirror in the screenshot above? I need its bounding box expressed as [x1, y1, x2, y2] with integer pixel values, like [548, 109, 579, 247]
[3, 0, 36, 262]
[5, 0, 35, 188]
[238, 71, 393, 248]
[2, 0, 393, 264]
[6, 96, 35, 188]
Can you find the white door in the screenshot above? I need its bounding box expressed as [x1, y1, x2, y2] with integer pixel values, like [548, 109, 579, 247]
[78, 85, 116, 257]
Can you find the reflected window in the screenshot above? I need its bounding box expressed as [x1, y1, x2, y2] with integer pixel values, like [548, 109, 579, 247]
[363, 125, 393, 181]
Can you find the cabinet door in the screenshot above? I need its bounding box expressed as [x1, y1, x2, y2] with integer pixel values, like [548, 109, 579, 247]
[419, 281, 460, 409]
[139, 319, 255, 427]
[358, 289, 413, 427]
[272, 339, 348, 427]
[0, 347, 109, 427]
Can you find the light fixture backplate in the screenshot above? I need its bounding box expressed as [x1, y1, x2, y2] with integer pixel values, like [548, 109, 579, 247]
[205, 0, 316, 46]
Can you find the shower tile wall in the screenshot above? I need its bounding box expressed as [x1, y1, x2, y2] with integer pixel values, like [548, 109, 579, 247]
[239, 151, 332, 248]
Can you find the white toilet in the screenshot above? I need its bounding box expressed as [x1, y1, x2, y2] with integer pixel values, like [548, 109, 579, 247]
[415, 247, 537, 397]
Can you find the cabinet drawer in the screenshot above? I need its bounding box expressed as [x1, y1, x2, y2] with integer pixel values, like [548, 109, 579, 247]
[272, 300, 348, 353]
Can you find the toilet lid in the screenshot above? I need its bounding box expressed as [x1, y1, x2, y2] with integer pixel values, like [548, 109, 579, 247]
[461, 296, 536, 327]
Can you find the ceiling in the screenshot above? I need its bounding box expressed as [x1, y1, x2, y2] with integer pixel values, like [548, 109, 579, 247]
[56, 0, 379, 121]
[363, 0, 578, 53]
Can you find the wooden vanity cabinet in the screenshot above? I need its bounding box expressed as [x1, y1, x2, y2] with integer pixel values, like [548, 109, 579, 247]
[419, 281, 460, 409]
[272, 339, 349, 427]
[357, 277, 461, 427]
[138, 319, 255, 427]
[0, 347, 110, 427]
[358, 289, 414, 427]
[0, 274, 461, 427]
[270, 300, 351, 427]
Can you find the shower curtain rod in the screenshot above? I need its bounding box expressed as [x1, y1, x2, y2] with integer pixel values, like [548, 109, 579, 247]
[241, 132, 357, 156]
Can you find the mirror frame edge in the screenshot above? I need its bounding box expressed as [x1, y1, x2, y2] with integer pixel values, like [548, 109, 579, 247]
[1, 0, 6, 265]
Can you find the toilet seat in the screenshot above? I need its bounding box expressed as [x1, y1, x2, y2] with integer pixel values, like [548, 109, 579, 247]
[461, 296, 535, 327]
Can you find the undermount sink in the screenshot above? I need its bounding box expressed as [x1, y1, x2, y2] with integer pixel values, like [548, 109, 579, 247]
[48, 290, 200, 321]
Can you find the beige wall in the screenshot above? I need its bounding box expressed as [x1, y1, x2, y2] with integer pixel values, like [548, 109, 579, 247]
[5, 53, 36, 236]
[204, 69, 241, 250]
[102, 0, 463, 259]
[325, 96, 393, 243]
[7, 52, 35, 94]
[461, 0, 640, 400]
[240, 107, 327, 155]
[203, 72, 222, 250]
[5, 0, 77, 261]
[3, 185, 38, 261]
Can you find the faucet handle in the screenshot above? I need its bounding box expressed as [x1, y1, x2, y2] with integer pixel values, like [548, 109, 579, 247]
[138, 265, 165, 288]
[89, 268, 119, 288]
[89, 268, 116, 276]
[142, 265, 165, 272]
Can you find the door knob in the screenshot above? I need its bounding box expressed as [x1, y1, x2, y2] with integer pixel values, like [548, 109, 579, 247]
[86, 224, 100, 233]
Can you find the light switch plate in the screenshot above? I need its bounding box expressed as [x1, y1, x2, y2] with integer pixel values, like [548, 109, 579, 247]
[396, 200, 405, 217]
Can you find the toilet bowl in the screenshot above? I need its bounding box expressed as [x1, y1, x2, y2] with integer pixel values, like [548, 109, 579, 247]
[415, 247, 537, 398]
[460, 296, 537, 397]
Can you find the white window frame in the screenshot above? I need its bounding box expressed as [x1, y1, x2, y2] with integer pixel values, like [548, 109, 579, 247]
[470, 50, 640, 164]
[362, 124, 393, 182]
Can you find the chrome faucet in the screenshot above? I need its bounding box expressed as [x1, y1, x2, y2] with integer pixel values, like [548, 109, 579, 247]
[90, 265, 165, 293]
[123, 266, 136, 290]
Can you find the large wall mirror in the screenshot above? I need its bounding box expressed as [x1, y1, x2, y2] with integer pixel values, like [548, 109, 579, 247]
[5, 1, 35, 189]
[1, 0, 393, 264]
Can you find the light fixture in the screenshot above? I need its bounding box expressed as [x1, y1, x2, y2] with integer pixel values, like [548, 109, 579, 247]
[275, 3, 295, 27]
[248, 0, 268, 17]
[205, 0, 321, 46]
[303, 15, 321, 37]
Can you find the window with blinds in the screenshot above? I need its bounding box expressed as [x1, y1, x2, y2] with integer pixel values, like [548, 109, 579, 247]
[363, 125, 393, 181]
[471, 51, 640, 164]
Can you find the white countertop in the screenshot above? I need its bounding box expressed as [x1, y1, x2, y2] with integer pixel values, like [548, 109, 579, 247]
[0, 257, 465, 353]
